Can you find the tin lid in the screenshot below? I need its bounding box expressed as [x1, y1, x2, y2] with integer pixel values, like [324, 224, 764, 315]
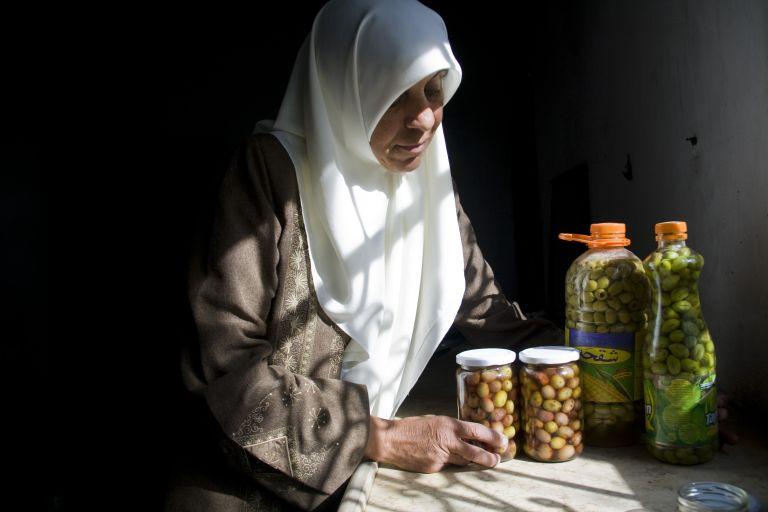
[456, 348, 516, 368]
[519, 346, 580, 365]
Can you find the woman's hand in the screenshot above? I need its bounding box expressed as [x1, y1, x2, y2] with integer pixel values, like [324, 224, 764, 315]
[718, 392, 739, 446]
[364, 415, 507, 473]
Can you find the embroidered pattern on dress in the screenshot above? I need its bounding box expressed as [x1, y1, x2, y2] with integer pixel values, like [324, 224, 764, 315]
[303, 377, 321, 395]
[309, 407, 330, 430]
[326, 323, 347, 378]
[294, 443, 333, 482]
[281, 385, 302, 407]
[271, 209, 316, 377]
[238, 423, 336, 484]
[232, 392, 273, 443]
[295, 210, 319, 376]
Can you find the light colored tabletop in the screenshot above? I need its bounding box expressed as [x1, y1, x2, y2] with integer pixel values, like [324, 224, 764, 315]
[362, 342, 767, 512]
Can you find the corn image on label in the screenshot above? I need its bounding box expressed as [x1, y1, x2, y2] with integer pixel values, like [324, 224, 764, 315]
[566, 329, 640, 402]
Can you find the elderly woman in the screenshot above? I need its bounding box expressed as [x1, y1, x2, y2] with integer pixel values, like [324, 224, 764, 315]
[167, 0, 561, 510]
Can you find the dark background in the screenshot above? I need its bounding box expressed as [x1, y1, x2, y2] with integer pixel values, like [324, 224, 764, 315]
[5, 2, 591, 510]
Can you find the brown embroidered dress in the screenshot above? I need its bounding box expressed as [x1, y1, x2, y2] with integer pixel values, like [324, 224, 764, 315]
[165, 133, 562, 511]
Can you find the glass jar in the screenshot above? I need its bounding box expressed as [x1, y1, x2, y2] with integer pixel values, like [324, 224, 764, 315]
[643, 222, 718, 465]
[456, 348, 519, 460]
[519, 346, 583, 462]
[559, 223, 650, 447]
[677, 482, 749, 511]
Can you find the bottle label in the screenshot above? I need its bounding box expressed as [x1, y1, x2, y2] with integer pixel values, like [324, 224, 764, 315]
[566, 329, 641, 402]
[644, 374, 718, 446]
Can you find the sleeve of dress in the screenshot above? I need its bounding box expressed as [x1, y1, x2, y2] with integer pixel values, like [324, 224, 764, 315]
[185, 137, 371, 510]
[451, 179, 565, 350]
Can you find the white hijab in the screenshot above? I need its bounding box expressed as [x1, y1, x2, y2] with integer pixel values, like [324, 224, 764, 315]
[254, 0, 465, 419]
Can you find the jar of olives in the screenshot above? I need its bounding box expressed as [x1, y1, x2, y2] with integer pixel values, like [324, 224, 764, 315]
[519, 346, 584, 462]
[456, 348, 519, 461]
[642, 221, 718, 465]
[559, 223, 650, 447]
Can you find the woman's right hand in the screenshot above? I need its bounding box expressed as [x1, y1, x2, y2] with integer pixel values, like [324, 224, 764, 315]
[364, 415, 507, 473]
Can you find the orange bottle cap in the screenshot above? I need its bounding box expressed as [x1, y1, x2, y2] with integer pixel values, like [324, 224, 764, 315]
[591, 222, 626, 238]
[559, 222, 631, 248]
[655, 221, 688, 241]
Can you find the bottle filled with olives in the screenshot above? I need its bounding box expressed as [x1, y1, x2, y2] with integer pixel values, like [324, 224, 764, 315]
[642, 221, 718, 465]
[559, 223, 650, 447]
[456, 348, 519, 461]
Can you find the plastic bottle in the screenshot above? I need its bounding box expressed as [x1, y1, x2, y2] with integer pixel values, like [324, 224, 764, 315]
[642, 221, 718, 465]
[559, 223, 649, 446]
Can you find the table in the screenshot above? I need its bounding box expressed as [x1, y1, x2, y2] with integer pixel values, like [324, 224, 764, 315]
[342, 342, 768, 512]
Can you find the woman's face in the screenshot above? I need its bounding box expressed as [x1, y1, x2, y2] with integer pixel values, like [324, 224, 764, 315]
[370, 70, 447, 173]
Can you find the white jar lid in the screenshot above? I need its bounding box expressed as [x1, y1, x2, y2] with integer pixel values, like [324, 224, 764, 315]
[456, 348, 516, 368]
[519, 346, 580, 365]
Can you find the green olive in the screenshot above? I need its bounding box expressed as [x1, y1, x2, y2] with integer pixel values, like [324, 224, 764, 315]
[608, 282, 624, 296]
[671, 288, 689, 302]
[663, 250, 680, 260]
[681, 358, 699, 372]
[667, 355, 681, 375]
[661, 275, 680, 291]
[682, 321, 700, 336]
[669, 330, 685, 343]
[668, 343, 689, 359]
[550, 436, 566, 450]
[691, 344, 705, 361]
[661, 318, 681, 333]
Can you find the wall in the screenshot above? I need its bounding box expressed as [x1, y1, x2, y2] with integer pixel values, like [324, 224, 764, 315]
[534, 0, 768, 411]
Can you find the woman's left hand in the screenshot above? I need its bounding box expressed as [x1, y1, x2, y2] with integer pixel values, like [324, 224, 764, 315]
[718, 392, 739, 446]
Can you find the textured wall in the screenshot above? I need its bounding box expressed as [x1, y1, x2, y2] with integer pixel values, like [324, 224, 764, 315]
[534, 0, 768, 412]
